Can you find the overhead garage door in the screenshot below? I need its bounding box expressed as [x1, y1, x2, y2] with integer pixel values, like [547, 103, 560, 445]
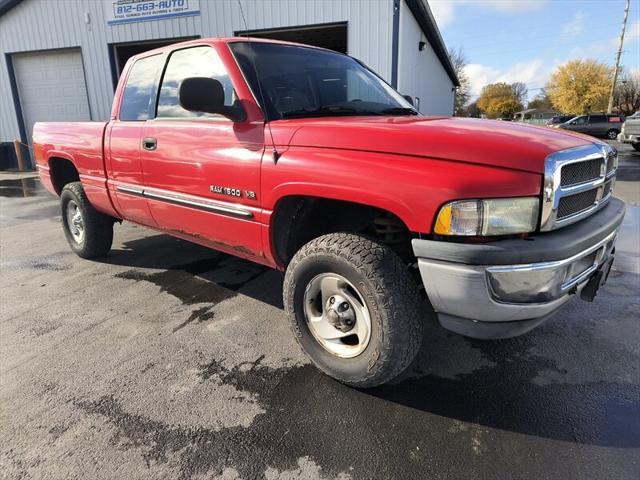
[13, 48, 90, 144]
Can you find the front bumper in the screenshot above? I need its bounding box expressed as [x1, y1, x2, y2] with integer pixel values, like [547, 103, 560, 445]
[618, 132, 639, 143]
[413, 197, 626, 339]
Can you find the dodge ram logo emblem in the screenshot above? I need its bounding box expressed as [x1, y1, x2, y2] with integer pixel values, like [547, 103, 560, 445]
[210, 185, 242, 197]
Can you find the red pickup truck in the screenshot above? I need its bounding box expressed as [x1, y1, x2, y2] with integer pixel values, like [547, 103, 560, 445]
[34, 38, 625, 387]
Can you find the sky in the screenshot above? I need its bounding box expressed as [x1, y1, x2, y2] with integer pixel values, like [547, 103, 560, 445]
[429, 0, 640, 101]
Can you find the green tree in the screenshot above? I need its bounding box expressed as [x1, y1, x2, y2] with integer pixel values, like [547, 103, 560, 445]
[546, 59, 612, 114]
[476, 82, 523, 119]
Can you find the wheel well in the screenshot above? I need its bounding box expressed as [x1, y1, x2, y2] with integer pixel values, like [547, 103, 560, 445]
[271, 196, 415, 266]
[49, 157, 79, 194]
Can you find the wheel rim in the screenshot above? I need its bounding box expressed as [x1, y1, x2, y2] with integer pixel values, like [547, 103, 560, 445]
[303, 273, 372, 358]
[66, 200, 84, 243]
[608, 130, 617, 139]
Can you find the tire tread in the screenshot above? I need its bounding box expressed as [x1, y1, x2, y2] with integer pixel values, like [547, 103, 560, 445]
[284, 232, 423, 388]
[61, 182, 113, 259]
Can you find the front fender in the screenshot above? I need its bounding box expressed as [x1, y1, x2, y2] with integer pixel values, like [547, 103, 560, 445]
[261, 147, 542, 234]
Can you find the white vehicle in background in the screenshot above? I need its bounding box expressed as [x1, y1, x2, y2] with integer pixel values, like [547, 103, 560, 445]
[618, 111, 640, 151]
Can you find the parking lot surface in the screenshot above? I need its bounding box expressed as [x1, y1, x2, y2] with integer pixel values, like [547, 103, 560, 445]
[1, 142, 639, 480]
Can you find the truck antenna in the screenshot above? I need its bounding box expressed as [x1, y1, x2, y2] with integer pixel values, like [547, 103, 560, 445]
[237, 0, 281, 162]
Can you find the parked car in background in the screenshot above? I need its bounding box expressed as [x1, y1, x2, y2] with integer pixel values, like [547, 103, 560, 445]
[617, 111, 640, 151]
[546, 115, 575, 126]
[513, 108, 558, 125]
[555, 114, 624, 139]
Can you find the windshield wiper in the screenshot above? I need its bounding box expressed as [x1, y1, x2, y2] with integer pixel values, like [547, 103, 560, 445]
[281, 105, 382, 119]
[380, 107, 419, 115]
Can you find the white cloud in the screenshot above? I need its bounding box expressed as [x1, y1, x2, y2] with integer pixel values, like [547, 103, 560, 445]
[464, 58, 553, 99]
[562, 11, 585, 38]
[428, 1, 456, 27]
[474, 0, 550, 13]
[626, 19, 640, 41]
[607, 19, 640, 49]
[428, 0, 549, 27]
[464, 64, 502, 96]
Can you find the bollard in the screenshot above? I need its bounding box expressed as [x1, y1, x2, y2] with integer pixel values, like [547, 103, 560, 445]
[13, 139, 26, 172]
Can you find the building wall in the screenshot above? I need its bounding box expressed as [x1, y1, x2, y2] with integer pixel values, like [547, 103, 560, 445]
[397, 0, 454, 115]
[0, 0, 395, 142]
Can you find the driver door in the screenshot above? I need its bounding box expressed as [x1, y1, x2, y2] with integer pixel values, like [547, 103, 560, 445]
[140, 45, 265, 259]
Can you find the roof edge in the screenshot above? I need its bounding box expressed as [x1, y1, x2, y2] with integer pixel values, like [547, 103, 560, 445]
[404, 0, 460, 87]
[0, 0, 23, 17]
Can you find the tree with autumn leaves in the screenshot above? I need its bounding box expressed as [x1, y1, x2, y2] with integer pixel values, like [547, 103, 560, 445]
[546, 59, 612, 114]
[476, 82, 524, 119]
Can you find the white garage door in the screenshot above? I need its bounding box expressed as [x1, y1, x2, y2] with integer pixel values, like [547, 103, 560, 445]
[13, 48, 90, 144]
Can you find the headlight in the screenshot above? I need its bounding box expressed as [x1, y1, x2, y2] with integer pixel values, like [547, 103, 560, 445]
[434, 197, 539, 236]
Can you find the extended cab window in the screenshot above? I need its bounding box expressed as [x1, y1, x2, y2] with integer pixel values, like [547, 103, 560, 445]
[120, 54, 164, 121]
[157, 46, 234, 118]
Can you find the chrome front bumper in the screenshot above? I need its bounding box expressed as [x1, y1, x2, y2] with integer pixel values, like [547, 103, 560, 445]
[485, 230, 616, 304]
[413, 198, 625, 339]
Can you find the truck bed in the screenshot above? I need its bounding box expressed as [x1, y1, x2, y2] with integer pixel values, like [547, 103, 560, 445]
[33, 121, 117, 217]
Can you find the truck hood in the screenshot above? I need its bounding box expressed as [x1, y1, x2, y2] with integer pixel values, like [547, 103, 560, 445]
[272, 116, 601, 174]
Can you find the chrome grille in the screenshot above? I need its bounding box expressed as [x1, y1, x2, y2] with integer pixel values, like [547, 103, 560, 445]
[541, 143, 617, 231]
[560, 159, 602, 186]
[557, 189, 598, 219]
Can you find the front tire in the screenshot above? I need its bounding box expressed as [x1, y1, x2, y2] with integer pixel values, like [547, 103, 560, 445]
[606, 129, 619, 140]
[283, 233, 423, 388]
[60, 182, 114, 259]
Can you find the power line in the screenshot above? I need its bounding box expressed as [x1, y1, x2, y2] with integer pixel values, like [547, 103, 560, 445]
[459, 21, 631, 48]
[468, 87, 545, 97]
[442, 15, 638, 42]
[461, 34, 639, 59]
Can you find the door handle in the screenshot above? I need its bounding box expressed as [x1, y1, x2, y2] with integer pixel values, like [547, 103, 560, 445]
[142, 137, 157, 151]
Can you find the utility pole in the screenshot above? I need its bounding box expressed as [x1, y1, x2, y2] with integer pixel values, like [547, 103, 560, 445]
[607, 0, 630, 113]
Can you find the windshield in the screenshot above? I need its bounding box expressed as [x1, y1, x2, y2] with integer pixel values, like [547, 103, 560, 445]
[229, 42, 417, 120]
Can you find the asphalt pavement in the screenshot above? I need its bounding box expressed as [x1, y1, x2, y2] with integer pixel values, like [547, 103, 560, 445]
[1, 141, 639, 480]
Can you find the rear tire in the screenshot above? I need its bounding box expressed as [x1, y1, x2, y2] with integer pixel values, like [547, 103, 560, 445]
[606, 129, 619, 140]
[283, 233, 423, 388]
[632, 142, 640, 152]
[60, 182, 113, 259]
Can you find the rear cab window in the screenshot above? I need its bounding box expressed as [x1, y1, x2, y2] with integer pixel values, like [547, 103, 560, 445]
[119, 54, 164, 121]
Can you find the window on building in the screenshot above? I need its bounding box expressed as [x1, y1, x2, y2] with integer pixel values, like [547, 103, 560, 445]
[156, 46, 234, 119]
[119, 54, 164, 121]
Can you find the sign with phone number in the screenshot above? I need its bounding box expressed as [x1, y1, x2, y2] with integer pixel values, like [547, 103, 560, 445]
[106, 0, 200, 25]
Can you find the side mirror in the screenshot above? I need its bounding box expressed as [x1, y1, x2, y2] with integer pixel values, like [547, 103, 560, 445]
[178, 77, 245, 121]
[403, 94, 414, 106]
[570, 121, 577, 125]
